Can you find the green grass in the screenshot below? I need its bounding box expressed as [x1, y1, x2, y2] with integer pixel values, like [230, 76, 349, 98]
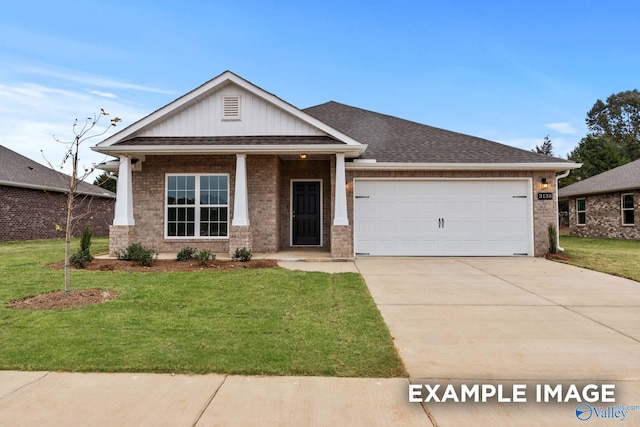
[559, 236, 640, 282]
[0, 238, 406, 377]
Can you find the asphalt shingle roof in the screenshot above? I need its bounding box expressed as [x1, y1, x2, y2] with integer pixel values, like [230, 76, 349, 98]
[304, 101, 573, 164]
[0, 145, 115, 198]
[558, 159, 640, 198]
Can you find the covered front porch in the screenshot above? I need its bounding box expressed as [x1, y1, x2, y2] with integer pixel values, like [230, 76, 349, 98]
[106, 152, 354, 259]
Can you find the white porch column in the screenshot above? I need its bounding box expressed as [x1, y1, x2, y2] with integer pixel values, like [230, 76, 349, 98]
[333, 153, 349, 225]
[113, 156, 135, 225]
[232, 154, 250, 226]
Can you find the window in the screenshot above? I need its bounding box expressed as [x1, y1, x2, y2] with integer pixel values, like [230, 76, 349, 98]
[166, 174, 228, 238]
[576, 198, 586, 225]
[622, 193, 635, 225]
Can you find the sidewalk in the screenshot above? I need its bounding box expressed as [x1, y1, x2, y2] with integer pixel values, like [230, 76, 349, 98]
[0, 371, 429, 427]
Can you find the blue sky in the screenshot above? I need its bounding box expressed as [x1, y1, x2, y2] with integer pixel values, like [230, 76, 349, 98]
[1, 0, 639, 178]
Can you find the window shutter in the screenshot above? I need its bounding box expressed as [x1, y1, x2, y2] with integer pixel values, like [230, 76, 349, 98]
[222, 96, 240, 120]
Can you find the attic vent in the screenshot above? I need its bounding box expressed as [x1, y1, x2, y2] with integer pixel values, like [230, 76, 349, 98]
[222, 96, 240, 120]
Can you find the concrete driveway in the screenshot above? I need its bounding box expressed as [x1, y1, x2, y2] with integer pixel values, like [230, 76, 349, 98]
[356, 257, 640, 426]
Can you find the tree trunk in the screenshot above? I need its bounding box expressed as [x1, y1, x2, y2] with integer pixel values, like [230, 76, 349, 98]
[64, 192, 73, 294]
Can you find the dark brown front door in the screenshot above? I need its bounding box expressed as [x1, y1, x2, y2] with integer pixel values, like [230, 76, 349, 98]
[292, 181, 321, 245]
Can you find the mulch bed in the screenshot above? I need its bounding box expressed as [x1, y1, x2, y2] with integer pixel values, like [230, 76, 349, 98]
[544, 252, 570, 261]
[47, 258, 279, 273]
[8, 289, 119, 310]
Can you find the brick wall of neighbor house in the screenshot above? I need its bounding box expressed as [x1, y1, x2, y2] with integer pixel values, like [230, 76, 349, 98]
[279, 159, 331, 249]
[128, 155, 236, 253]
[567, 190, 640, 239]
[0, 185, 114, 241]
[346, 169, 558, 257]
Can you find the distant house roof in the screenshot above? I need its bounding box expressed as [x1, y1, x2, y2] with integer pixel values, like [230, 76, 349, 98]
[0, 145, 115, 198]
[304, 101, 575, 165]
[559, 159, 640, 198]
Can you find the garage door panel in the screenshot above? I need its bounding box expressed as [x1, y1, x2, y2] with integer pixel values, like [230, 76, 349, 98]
[354, 180, 531, 256]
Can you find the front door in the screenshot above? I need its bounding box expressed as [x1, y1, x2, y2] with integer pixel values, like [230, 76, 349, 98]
[292, 181, 321, 246]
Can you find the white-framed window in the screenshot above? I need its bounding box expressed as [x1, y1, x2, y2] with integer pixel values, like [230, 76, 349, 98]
[622, 193, 635, 225]
[165, 174, 229, 239]
[576, 198, 586, 225]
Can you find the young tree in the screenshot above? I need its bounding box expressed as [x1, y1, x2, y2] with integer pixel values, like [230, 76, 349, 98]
[532, 135, 554, 156]
[52, 109, 121, 294]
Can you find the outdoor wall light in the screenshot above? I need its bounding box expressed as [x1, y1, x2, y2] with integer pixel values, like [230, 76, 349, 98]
[541, 177, 548, 189]
[300, 154, 307, 159]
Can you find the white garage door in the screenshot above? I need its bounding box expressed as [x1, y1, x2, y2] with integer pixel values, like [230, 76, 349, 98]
[354, 180, 532, 256]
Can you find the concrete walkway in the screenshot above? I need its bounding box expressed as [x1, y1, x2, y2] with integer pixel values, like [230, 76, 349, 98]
[356, 257, 640, 426]
[0, 372, 428, 426]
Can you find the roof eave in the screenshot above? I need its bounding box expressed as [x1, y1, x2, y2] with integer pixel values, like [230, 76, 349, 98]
[0, 180, 116, 199]
[559, 186, 640, 199]
[346, 162, 581, 171]
[92, 144, 368, 158]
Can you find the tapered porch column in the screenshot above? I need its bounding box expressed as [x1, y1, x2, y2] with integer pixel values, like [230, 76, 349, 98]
[113, 155, 134, 225]
[232, 154, 250, 226]
[333, 153, 349, 225]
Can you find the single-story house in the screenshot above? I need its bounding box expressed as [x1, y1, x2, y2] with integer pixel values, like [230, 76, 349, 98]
[0, 145, 116, 241]
[559, 159, 639, 239]
[93, 71, 579, 258]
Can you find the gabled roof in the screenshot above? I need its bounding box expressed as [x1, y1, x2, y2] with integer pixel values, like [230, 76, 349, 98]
[0, 145, 115, 198]
[559, 159, 640, 198]
[304, 101, 577, 169]
[94, 71, 365, 155]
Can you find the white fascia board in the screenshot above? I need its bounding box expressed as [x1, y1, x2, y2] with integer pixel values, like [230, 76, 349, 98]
[0, 180, 116, 198]
[96, 71, 364, 148]
[92, 144, 368, 158]
[345, 162, 582, 171]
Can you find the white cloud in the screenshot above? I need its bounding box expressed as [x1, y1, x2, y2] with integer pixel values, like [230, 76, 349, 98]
[545, 122, 579, 135]
[16, 65, 176, 95]
[0, 81, 149, 182]
[89, 90, 118, 98]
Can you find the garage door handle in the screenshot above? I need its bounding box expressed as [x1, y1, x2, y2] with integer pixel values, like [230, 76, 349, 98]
[442, 218, 445, 228]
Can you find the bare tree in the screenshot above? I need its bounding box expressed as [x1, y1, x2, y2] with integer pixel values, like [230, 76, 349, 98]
[51, 109, 120, 294]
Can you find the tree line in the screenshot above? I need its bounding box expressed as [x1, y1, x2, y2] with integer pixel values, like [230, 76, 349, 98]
[532, 89, 640, 187]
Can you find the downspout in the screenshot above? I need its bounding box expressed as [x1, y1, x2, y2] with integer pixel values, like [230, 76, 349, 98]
[555, 170, 571, 252]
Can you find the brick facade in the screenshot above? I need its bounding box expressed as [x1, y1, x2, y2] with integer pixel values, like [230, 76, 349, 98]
[567, 190, 640, 239]
[110, 154, 559, 258]
[0, 184, 114, 241]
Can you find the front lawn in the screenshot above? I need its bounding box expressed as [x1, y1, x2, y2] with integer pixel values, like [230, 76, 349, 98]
[0, 238, 406, 377]
[559, 236, 640, 282]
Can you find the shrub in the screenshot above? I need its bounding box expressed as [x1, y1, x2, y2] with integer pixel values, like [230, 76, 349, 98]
[192, 249, 215, 265]
[115, 242, 157, 266]
[176, 247, 196, 262]
[232, 247, 252, 262]
[80, 225, 92, 253]
[70, 249, 93, 269]
[548, 223, 558, 254]
[70, 225, 94, 268]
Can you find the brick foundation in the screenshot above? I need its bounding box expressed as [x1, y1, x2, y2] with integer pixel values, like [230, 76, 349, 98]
[109, 225, 136, 256]
[330, 225, 353, 258]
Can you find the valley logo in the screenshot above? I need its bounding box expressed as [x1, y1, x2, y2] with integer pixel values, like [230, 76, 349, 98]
[576, 403, 639, 422]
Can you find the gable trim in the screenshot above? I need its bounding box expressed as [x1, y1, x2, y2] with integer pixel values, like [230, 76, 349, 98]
[96, 71, 364, 148]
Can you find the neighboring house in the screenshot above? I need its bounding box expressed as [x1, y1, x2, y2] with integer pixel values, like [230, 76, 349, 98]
[559, 159, 640, 239]
[93, 71, 578, 258]
[0, 145, 115, 241]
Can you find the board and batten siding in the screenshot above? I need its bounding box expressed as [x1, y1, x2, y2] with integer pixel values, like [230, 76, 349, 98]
[140, 84, 326, 137]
